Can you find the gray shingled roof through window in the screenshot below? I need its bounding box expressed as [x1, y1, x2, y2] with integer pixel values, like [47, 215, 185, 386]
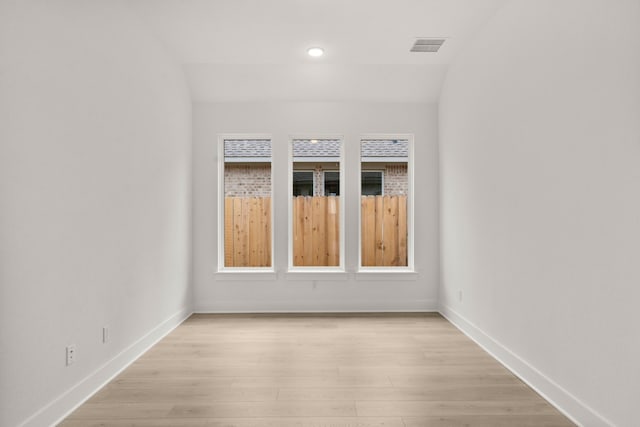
[224, 139, 271, 158]
[224, 138, 408, 158]
[361, 139, 408, 157]
[292, 139, 341, 157]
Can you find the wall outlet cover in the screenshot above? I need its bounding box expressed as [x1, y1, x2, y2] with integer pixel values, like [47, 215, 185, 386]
[66, 345, 76, 366]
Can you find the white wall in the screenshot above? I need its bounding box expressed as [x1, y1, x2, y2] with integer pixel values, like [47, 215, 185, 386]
[0, 1, 192, 426]
[439, 1, 640, 426]
[193, 102, 439, 312]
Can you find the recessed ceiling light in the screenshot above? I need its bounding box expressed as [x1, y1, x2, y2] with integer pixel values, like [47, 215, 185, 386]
[310, 139, 318, 144]
[307, 47, 324, 57]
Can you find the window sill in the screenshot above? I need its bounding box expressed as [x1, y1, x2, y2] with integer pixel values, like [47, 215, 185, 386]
[355, 269, 418, 281]
[215, 269, 277, 281]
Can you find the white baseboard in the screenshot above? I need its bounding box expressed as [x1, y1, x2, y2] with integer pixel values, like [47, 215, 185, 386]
[439, 304, 613, 427]
[194, 299, 438, 313]
[19, 307, 193, 427]
[22, 304, 601, 426]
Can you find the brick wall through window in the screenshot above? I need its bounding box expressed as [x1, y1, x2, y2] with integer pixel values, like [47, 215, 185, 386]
[223, 163, 406, 197]
[383, 164, 408, 196]
[224, 164, 271, 197]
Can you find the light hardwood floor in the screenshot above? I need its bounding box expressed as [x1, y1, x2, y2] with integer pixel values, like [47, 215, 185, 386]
[60, 314, 575, 427]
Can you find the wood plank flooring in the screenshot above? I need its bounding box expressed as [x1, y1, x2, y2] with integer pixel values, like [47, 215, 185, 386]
[59, 314, 574, 427]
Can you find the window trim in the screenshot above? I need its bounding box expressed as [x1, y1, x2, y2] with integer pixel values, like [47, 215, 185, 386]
[217, 133, 275, 273]
[288, 135, 345, 272]
[358, 134, 415, 272]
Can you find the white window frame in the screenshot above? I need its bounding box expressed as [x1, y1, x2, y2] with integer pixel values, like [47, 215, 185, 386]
[288, 135, 345, 273]
[358, 134, 415, 273]
[217, 133, 275, 274]
[360, 169, 385, 196]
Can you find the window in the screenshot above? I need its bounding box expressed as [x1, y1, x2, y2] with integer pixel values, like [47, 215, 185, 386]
[361, 171, 383, 196]
[323, 171, 340, 196]
[293, 171, 314, 196]
[360, 136, 413, 269]
[218, 135, 273, 269]
[290, 137, 344, 269]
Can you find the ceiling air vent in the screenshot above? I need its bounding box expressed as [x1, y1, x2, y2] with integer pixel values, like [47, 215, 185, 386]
[410, 38, 445, 53]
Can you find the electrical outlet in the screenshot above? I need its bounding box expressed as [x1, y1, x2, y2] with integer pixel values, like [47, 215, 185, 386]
[102, 326, 109, 343]
[66, 345, 76, 366]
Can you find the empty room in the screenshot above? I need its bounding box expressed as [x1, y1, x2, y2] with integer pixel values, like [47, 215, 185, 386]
[1, 0, 639, 426]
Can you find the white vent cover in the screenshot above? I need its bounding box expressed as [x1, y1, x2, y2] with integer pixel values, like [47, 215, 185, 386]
[410, 38, 445, 53]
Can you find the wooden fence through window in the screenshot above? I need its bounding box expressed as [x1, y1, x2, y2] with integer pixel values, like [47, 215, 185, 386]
[292, 196, 340, 266]
[361, 195, 408, 267]
[224, 197, 271, 267]
[224, 195, 406, 268]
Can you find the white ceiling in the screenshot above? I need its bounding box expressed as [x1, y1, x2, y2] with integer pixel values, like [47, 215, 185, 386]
[129, 0, 506, 103]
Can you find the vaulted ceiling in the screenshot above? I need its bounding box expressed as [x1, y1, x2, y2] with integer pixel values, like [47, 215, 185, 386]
[129, 0, 506, 102]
